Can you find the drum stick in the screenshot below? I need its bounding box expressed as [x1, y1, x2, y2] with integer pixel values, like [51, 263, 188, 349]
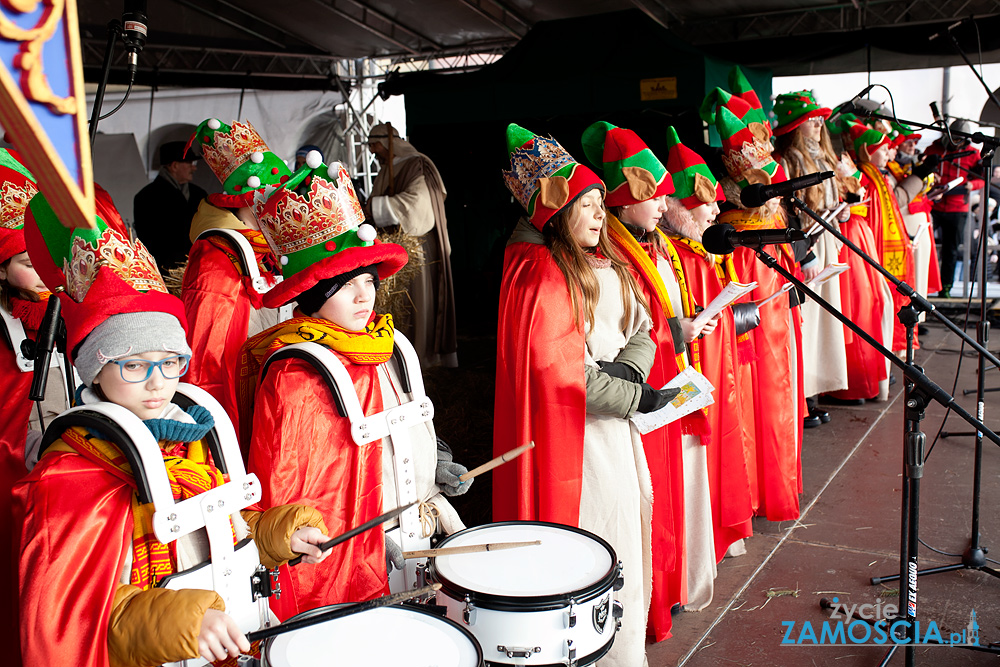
[246, 583, 441, 643]
[458, 442, 535, 482]
[288, 500, 418, 566]
[403, 540, 541, 560]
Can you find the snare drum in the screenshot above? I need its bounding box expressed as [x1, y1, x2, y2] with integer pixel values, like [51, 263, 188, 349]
[263, 604, 484, 667]
[428, 522, 623, 666]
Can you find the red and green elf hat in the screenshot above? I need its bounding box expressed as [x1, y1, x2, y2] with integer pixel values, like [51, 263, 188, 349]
[889, 120, 921, 148]
[187, 118, 292, 209]
[772, 90, 832, 136]
[580, 121, 674, 207]
[23, 188, 186, 359]
[665, 126, 725, 211]
[712, 97, 787, 189]
[501, 123, 605, 231]
[728, 66, 772, 140]
[847, 122, 890, 161]
[0, 148, 39, 265]
[252, 159, 407, 308]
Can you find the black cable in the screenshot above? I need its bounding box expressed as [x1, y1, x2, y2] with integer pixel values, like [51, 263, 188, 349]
[96, 73, 134, 121]
[917, 537, 963, 557]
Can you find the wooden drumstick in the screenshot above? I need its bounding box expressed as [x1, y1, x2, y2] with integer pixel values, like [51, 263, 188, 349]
[458, 441, 535, 483]
[403, 540, 541, 560]
[246, 583, 441, 642]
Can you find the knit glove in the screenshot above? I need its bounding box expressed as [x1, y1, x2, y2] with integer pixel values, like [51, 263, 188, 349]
[436, 438, 472, 497]
[597, 360, 642, 384]
[637, 383, 681, 414]
[912, 154, 940, 180]
[385, 534, 404, 573]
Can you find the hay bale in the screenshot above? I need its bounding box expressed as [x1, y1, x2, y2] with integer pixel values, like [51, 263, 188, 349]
[375, 228, 425, 322]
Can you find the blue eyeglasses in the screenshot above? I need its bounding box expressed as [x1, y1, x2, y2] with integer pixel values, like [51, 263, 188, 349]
[107, 354, 191, 383]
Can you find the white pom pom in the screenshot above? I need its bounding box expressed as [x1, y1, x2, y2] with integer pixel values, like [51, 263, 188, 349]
[327, 165, 338, 179]
[279, 255, 289, 266]
[250, 151, 264, 164]
[207, 118, 221, 130]
[306, 150, 322, 169]
[356, 223, 376, 242]
[246, 175, 261, 189]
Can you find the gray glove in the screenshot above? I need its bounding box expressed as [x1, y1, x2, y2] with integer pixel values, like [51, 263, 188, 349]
[436, 438, 472, 497]
[732, 302, 761, 336]
[385, 534, 404, 573]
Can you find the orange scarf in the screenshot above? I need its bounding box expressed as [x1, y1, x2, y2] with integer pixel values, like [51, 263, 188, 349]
[861, 162, 911, 281]
[237, 314, 395, 443]
[61, 426, 233, 590]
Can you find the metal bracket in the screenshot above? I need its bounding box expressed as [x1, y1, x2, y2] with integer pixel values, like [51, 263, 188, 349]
[565, 638, 577, 666]
[566, 598, 577, 628]
[250, 564, 273, 601]
[497, 645, 541, 659]
[463, 594, 477, 625]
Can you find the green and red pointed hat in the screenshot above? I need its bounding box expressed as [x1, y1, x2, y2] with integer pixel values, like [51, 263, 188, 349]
[580, 121, 674, 207]
[710, 95, 787, 189]
[251, 159, 407, 308]
[24, 186, 185, 359]
[847, 122, 890, 161]
[187, 118, 292, 208]
[772, 90, 831, 136]
[665, 127, 725, 211]
[728, 67, 772, 140]
[889, 120, 921, 148]
[502, 124, 604, 231]
[0, 149, 39, 265]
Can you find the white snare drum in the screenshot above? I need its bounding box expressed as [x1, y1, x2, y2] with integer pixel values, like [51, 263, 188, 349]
[428, 522, 623, 666]
[264, 604, 484, 667]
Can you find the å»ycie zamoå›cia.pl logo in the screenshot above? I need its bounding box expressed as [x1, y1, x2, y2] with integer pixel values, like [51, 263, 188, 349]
[781, 598, 980, 646]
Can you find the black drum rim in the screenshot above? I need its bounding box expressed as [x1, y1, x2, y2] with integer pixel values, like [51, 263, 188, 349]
[264, 602, 485, 666]
[428, 521, 619, 612]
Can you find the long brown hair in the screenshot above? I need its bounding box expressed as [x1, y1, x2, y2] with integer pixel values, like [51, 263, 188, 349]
[774, 122, 847, 210]
[545, 195, 650, 333]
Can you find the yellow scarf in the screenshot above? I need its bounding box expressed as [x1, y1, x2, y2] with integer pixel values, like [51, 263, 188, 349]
[59, 426, 231, 590]
[860, 162, 909, 280]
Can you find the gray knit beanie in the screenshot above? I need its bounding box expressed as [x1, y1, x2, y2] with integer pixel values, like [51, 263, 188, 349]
[76, 312, 191, 387]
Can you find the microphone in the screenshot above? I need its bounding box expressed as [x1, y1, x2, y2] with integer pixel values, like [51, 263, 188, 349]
[121, 0, 148, 76]
[930, 101, 944, 125]
[740, 171, 835, 208]
[929, 19, 963, 41]
[831, 84, 876, 117]
[940, 150, 975, 161]
[702, 224, 807, 255]
[29, 296, 61, 401]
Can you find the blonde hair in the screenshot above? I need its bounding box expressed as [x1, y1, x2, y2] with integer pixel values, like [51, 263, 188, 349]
[545, 194, 649, 332]
[774, 122, 851, 210]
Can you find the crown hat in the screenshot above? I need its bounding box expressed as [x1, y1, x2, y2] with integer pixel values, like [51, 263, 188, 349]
[502, 123, 605, 231]
[187, 118, 292, 209]
[0, 148, 39, 265]
[24, 187, 186, 360]
[580, 121, 674, 207]
[665, 127, 725, 211]
[772, 90, 832, 137]
[710, 94, 787, 190]
[728, 66, 773, 140]
[252, 153, 407, 308]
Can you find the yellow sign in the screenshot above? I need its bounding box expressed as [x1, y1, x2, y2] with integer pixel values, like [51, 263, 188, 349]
[640, 77, 677, 101]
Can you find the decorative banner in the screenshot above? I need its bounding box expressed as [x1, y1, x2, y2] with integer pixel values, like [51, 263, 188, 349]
[640, 77, 678, 101]
[0, 0, 95, 229]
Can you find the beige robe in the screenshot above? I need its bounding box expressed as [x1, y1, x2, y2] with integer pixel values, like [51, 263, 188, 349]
[370, 150, 458, 369]
[582, 266, 654, 667]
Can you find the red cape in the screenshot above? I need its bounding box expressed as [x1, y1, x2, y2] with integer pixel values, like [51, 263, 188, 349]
[14, 450, 134, 667]
[829, 214, 889, 400]
[720, 209, 803, 523]
[248, 356, 388, 617]
[0, 340, 36, 661]
[671, 241, 755, 561]
[182, 238, 266, 449]
[608, 223, 683, 641]
[492, 241, 587, 526]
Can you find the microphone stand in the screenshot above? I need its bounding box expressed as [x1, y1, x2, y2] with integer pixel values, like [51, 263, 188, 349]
[747, 206, 1000, 666]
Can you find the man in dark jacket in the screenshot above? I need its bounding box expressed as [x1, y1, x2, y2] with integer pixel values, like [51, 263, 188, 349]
[133, 141, 207, 273]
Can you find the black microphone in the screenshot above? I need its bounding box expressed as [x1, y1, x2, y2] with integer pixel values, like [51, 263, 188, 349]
[29, 296, 61, 402]
[930, 101, 944, 125]
[831, 84, 877, 117]
[739, 171, 835, 208]
[941, 150, 975, 161]
[929, 19, 963, 41]
[701, 223, 807, 255]
[121, 0, 148, 76]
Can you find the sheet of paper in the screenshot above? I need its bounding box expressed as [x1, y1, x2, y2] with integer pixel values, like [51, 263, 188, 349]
[805, 262, 849, 289]
[807, 202, 848, 236]
[692, 281, 757, 327]
[755, 282, 794, 307]
[630, 366, 716, 435]
[909, 221, 929, 244]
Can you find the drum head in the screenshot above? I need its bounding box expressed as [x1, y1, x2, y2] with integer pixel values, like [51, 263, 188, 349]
[265, 605, 482, 667]
[433, 522, 614, 599]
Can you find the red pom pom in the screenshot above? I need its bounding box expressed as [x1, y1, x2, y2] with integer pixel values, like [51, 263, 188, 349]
[271, 167, 279, 175]
[324, 240, 337, 252]
[234, 184, 242, 191]
[280, 175, 289, 183]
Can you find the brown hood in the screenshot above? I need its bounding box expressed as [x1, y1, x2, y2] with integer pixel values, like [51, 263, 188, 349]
[188, 199, 249, 243]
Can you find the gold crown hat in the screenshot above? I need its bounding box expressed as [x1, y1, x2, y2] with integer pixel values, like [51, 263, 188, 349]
[186, 118, 292, 208]
[252, 154, 407, 308]
[24, 185, 186, 359]
[0, 149, 39, 264]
